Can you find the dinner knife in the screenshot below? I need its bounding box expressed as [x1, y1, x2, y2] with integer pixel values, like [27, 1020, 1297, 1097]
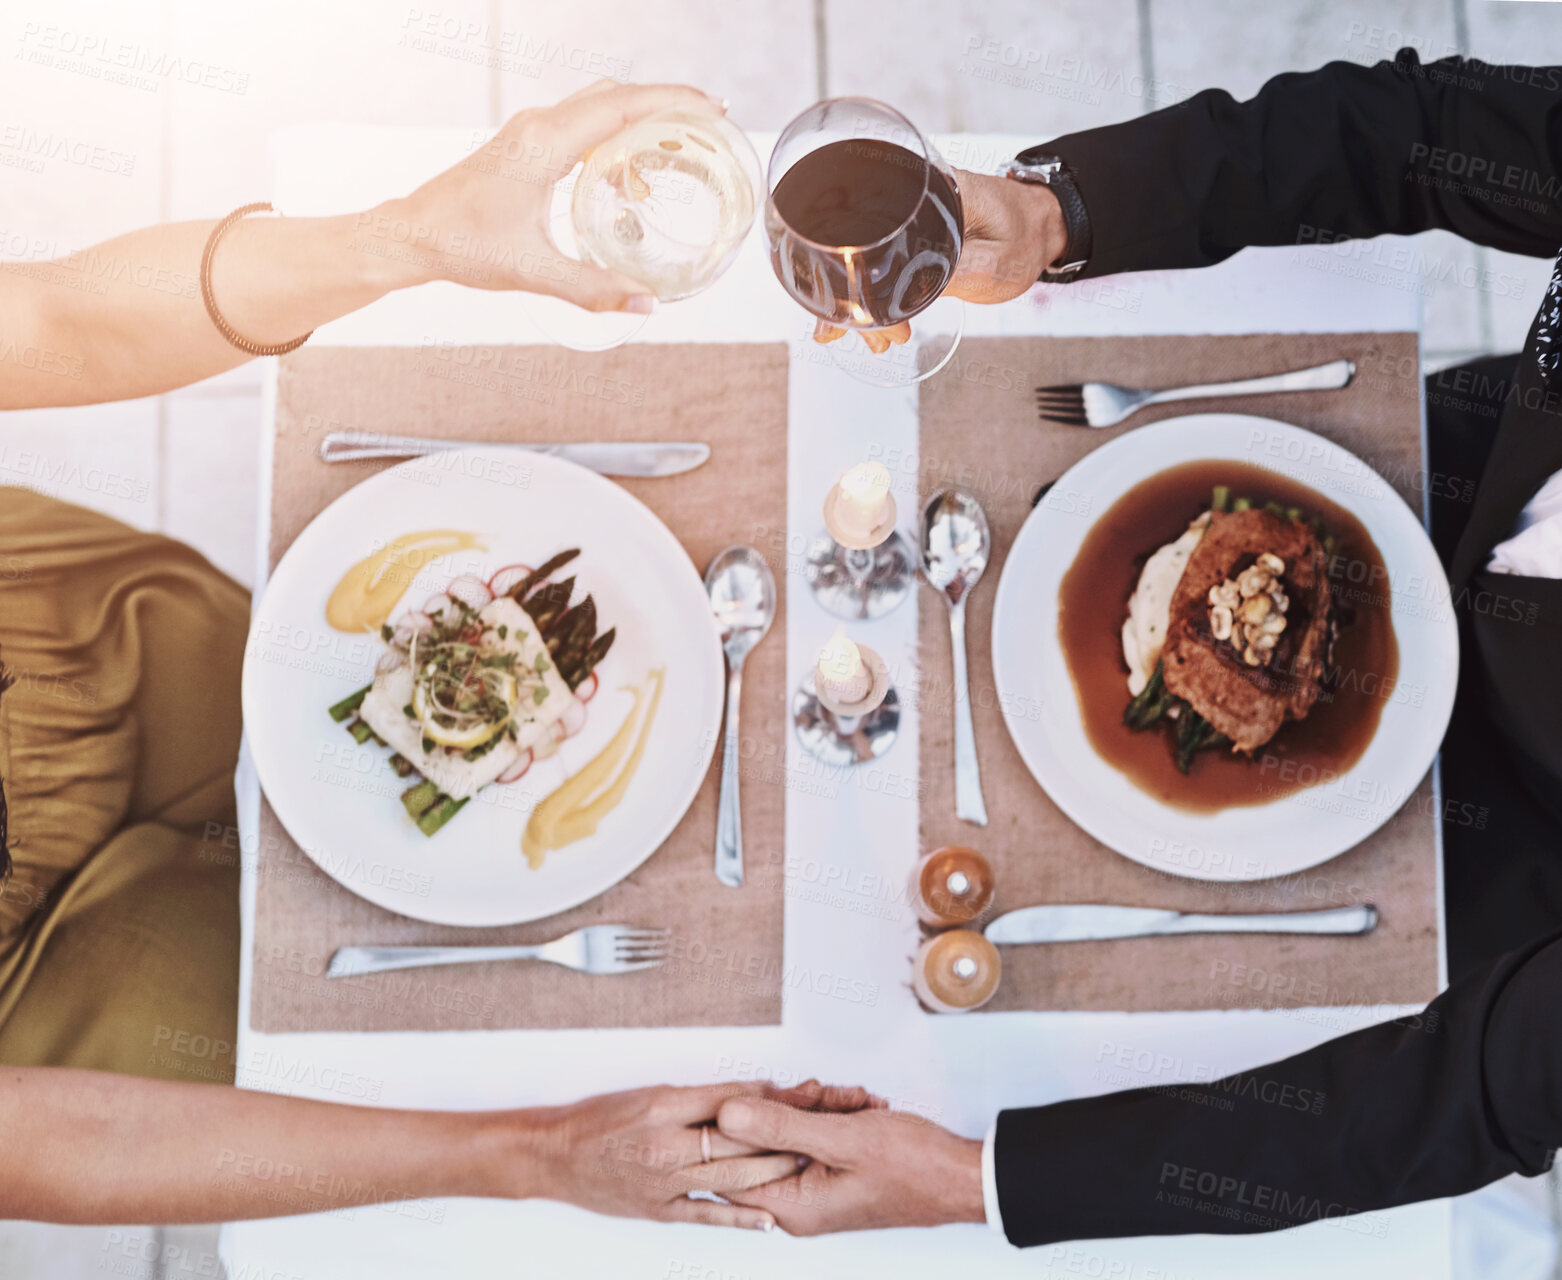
[983, 903, 1378, 944]
[319, 431, 710, 477]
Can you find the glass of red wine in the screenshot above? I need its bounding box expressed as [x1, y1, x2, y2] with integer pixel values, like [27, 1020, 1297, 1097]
[766, 97, 965, 389]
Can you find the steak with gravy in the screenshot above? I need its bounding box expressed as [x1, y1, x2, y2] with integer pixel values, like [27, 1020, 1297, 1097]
[1161, 508, 1332, 752]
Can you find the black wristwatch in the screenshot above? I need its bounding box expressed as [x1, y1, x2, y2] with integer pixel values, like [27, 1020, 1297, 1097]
[1004, 153, 1092, 283]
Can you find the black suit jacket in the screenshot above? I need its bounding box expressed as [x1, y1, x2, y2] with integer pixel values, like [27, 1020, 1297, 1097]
[996, 50, 1562, 1247]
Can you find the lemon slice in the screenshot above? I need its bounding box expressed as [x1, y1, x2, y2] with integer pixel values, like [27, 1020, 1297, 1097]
[412, 666, 517, 749]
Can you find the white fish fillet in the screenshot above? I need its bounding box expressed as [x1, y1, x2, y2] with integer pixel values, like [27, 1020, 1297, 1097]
[360, 597, 577, 799]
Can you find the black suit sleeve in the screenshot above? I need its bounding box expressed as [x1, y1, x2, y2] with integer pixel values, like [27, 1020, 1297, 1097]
[994, 931, 1562, 1247]
[1026, 52, 1562, 279]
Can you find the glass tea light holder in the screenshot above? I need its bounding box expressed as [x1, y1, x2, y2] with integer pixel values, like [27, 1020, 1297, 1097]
[793, 627, 900, 766]
[807, 460, 916, 620]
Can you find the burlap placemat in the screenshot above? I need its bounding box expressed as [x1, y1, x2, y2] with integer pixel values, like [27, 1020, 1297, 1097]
[251, 342, 788, 1031]
[918, 332, 1440, 1013]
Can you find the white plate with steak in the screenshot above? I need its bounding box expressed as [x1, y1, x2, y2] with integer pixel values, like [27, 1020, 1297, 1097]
[991, 415, 1459, 882]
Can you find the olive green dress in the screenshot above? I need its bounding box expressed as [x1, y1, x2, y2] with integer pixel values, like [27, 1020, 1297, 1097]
[0, 488, 245, 1082]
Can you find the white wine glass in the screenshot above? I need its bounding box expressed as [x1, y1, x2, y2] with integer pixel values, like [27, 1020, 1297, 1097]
[520, 109, 762, 351]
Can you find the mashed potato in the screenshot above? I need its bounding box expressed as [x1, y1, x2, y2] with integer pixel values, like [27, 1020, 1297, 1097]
[1121, 511, 1210, 695]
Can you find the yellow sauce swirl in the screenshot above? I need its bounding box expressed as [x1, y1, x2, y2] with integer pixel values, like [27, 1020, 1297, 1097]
[522, 666, 664, 868]
[325, 531, 485, 633]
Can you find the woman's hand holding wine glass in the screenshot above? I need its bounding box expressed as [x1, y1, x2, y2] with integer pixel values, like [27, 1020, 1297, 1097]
[388, 80, 729, 314]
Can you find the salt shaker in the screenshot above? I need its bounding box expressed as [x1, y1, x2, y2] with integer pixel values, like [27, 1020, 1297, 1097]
[909, 845, 996, 928]
[912, 929, 1002, 1014]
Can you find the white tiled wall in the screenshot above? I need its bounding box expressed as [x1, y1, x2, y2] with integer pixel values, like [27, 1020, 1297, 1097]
[494, 0, 819, 124]
[165, 0, 495, 221]
[823, 0, 1149, 135]
[1152, 0, 1460, 100]
[2, 0, 1560, 1275]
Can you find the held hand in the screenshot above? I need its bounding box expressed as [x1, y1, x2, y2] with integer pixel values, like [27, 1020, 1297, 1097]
[506, 1083, 797, 1230]
[713, 1090, 987, 1234]
[384, 80, 726, 312]
[811, 168, 1067, 348]
[764, 1078, 890, 1114]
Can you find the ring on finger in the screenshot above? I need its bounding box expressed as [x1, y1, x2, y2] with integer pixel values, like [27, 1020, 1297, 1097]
[700, 1123, 713, 1165]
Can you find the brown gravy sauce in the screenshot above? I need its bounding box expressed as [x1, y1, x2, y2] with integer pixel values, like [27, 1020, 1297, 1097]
[1057, 460, 1399, 812]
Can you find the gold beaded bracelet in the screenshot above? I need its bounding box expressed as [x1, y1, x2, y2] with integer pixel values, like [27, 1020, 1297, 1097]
[199, 202, 314, 357]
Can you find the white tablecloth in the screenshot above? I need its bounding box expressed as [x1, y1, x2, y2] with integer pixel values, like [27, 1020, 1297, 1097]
[224, 127, 1452, 1279]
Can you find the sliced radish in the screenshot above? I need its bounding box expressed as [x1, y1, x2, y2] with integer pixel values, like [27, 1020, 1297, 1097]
[376, 649, 407, 674]
[495, 749, 533, 784]
[576, 671, 599, 702]
[488, 564, 534, 597]
[531, 724, 564, 763]
[447, 575, 493, 609]
[391, 611, 434, 647]
[423, 592, 461, 623]
[559, 700, 588, 738]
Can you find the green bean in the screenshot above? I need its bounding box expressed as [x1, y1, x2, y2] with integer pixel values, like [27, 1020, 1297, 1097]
[1123, 661, 1174, 730]
[1173, 709, 1210, 774]
[328, 685, 371, 722]
[573, 628, 616, 685]
[508, 550, 580, 602]
[526, 577, 577, 633]
[417, 795, 469, 837]
[401, 779, 439, 819]
[1173, 711, 1231, 774]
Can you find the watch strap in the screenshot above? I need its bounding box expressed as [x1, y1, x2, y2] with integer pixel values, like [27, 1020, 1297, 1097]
[1007, 152, 1092, 282]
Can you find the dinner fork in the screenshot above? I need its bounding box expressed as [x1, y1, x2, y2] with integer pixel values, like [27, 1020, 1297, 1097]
[325, 925, 670, 978]
[1035, 359, 1355, 428]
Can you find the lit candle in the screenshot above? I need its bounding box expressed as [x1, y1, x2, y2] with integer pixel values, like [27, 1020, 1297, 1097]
[816, 627, 871, 704]
[834, 461, 892, 542]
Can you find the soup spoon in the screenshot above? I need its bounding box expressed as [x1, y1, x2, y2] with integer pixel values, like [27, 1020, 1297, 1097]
[705, 546, 777, 887]
[921, 490, 991, 826]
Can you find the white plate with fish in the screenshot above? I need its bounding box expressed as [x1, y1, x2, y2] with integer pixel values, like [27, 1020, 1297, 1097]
[242, 448, 723, 925]
[991, 415, 1459, 882]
